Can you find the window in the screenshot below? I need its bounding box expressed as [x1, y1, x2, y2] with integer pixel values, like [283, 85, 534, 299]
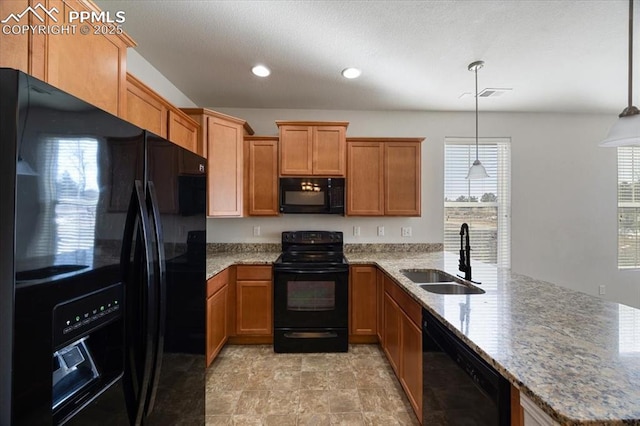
[618, 147, 640, 269]
[444, 138, 511, 267]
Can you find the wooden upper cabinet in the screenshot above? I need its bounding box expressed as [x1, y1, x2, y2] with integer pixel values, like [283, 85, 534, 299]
[182, 109, 254, 217]
[0, 0, 136, 117]
[347, 141, 385, 215]
[313, 126, 346, 175]
[346, 137, 423, 216]
[168, 109, 199, 154]
[126, 73, 168, 137]
[245, 136, 279, 216]
[277, 121, 348, 176]
[126, 73, 200, 154]
[385, 142, 421, 216]
[0, 0, 31, 74]
[279, 125, 313, 175]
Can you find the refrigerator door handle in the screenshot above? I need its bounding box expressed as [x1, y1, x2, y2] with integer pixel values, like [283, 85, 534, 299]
[120, 180, 157, 426]
[143, 180, 166, 417]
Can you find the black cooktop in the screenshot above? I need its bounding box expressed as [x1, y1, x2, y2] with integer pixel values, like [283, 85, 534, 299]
[275, 231, 347, 269]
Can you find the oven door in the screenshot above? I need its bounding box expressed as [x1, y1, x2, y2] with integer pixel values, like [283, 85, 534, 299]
[273, 267, 348, 329]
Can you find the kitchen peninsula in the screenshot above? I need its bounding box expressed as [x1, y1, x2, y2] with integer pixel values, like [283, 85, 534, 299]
[206, 246, 640, 426]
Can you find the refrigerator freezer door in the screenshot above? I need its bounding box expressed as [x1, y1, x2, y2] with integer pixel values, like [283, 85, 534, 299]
[144, 134, 206, 424]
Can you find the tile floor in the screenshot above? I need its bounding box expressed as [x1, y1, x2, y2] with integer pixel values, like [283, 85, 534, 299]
[205, 344, 420, 425]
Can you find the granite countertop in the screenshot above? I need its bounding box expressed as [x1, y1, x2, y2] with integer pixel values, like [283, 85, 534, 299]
[206, 248, 280, 279]
[347, 251, 640, 426]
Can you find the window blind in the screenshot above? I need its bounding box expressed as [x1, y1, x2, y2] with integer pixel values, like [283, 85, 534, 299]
[618, 147, 640, 269]
[444, 138, 511, 267]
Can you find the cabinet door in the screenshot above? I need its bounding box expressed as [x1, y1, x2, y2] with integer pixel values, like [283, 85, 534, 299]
[383, 292, 402, 374]
[126, 74, 168, 137]
[168, 109, 199, 154]
[236, 280, 272, 335]
[349, 266, 377, 336]
[384, 142, 421, 216]
[0, 0, 30, 74]
[376, 268, 384, 344]
[279, 126, 313, 175]
[46, 0, 129, 117]
[346, 141, 384, 215]
[247, 138, 279, 216]
[206, 286, 228, 367]
[400, 313, 423, 418]
[313, 126, 346, 176]
[208, 117, 243, 216]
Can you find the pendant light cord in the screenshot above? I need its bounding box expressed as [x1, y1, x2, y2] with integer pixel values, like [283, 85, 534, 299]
[621, 0, 639, 117]
[475, 64, 479, 161]
[629, 0, 634, 110]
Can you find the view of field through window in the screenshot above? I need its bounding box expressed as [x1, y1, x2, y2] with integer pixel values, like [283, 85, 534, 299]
[444, 139, 510, 268]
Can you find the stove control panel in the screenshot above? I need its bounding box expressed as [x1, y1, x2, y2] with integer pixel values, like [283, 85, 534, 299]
[282, 231, 343, 245]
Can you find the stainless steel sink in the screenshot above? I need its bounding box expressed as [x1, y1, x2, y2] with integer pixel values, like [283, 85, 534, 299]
[400, 269, 455, 283]
[400, 269, 485, 295]
[418, 283, 485, 295]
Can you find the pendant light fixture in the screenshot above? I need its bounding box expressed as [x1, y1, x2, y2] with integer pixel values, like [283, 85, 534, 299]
[600, 0, 640, 147]
[466, 60, 490, 179]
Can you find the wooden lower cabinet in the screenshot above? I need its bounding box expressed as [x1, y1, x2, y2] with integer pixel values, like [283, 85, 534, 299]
[235, 265, 273, 336]
[206, 286, 227, 367]
[349, 265, 378, 339]
[376, 268, 384, 345]
[511, 384, 524, 426]
[381, 274, 423, 422]
[383, 292, 402, 374]
[400, 313, 423, 416]
[206, 269, 229, 367]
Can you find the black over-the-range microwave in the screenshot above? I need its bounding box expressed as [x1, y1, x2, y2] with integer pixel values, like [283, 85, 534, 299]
[279, 177, 345, 214]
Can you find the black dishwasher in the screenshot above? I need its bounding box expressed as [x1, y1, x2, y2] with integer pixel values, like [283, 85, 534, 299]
[422, 309, 510, 425]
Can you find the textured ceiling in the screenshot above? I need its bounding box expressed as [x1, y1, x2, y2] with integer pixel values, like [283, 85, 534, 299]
[96, 0, 631, 113]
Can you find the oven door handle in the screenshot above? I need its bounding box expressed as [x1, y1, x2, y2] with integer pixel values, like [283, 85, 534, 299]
[274, 267, 348, 274]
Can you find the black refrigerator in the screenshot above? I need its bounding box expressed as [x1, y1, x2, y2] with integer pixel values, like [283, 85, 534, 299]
[0, 69, 207, 425]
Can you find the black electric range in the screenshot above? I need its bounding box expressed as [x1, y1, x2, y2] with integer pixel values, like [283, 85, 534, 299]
[273, 231, 349, 353]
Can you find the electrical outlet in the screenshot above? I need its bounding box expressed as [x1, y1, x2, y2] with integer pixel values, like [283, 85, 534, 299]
[599, 285, 606, 295]
[253, 226, 261, 237]
[353, 226, 361, 237]
[401, 227, 412, 237]
[377, 226, 385, 237]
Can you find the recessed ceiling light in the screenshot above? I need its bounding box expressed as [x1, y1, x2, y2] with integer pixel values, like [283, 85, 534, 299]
[251, 65, 271, 77]
[341, 67, 361, 79]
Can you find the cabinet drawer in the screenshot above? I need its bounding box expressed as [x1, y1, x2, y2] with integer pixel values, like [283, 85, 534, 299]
[384, 275, 421, 326]
[236, 265, 272, 280]
[207, 268, 229, 298]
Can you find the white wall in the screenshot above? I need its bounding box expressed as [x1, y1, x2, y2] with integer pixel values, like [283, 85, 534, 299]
[126, 49, 198, 108]
[206, 107, 640, 309]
